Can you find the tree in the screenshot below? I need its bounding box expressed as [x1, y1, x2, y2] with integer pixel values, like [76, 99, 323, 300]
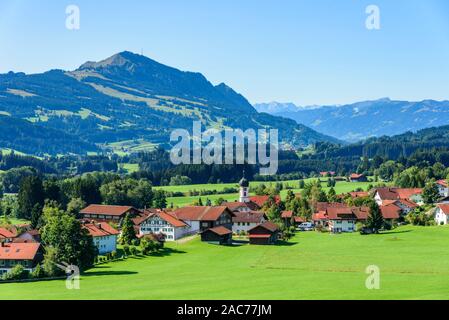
[17, 176, 45, 220]
[169, 175, 192, 186]
[153, 190, 167, 209]
[42, 246, 61, 277]
[40, 204, 97, 272]
[30, 203, 43, 229]
[214, 197, 226, 206]
[285, 190, 295, 204]
[366, 202, 384, 234]
[120, 213, 136, 245]
[30, 263, 45, 279]
[327, 187, 337, 202]
[43, 179, 62, 203]
[66, 198, 86, 218]
[422, 181, 440, 204]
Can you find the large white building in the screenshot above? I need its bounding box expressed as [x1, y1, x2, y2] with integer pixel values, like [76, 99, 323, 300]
[82, 222, 120, 254]
[137, 210, 190, 241]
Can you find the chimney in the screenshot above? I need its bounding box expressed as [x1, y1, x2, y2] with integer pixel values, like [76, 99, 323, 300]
[97, 223, 102, 230]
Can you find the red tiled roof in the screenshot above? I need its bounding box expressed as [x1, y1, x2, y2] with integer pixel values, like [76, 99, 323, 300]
[224, 201, 261, 211]
[294, 216, 305, 223]
[313, 203, 369, 221]
[380, 204, 401, 220]
[82, 222, 120, 237]
[249, 195, 281, 207]
[136, 210, 188, 228]
[232, 211, 266, 224]
[437, 180, 448, 188]
[350, 173, 365, 179]
[315, 202, 347, 212]
[0, 242, 40, 260]
[249, 221, 279, 233]
[313, 211, 327, 221]
[352, 207, 370, 220]
[376, 188, 422, 201]
[80, 205, 137, 217]
[326, 207, 356, 220]
[204, 226, 232, 236]
[396, 199, 418, 209]
[281, 211, 293, 219]
[172, 206, 234, 222]
[0, 227, 17, 239]
[438, 204, 449, 215]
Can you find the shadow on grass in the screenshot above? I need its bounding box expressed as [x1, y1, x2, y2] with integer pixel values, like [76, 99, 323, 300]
[275, 241, 298, 246]
[146, 247, 187, 257]
[379, 230, 413, 235]
[83, 270, 138, 277]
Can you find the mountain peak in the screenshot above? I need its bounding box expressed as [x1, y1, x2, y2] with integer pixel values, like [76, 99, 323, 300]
[77, 51, 146, 71]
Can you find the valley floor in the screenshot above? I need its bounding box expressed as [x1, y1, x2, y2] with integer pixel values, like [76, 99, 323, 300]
[2, 225, 449, 300]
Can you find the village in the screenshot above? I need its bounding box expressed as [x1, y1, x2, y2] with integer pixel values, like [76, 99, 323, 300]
[0, 173, 448, 280]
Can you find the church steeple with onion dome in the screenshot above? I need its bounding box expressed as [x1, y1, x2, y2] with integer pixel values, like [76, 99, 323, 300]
[239, 170, 250, 203]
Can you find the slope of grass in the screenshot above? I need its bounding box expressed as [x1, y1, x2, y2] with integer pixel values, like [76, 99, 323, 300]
[2, 226, 449, 300]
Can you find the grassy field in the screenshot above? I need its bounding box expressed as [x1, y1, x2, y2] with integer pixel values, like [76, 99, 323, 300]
[2, 225, 449, 300]
[161, 179, 373, 207]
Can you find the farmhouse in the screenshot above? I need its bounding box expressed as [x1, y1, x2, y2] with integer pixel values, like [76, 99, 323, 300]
[248, 221, 280, 245]
[223, 201, 260, 213]
[349, 173, 367, 182]
[171, 206, 234, 232]
[0, 242, 42, 276]
[382, 199, 417, 215]
[200, 226, 232, 245]
[82, 221, 120, 254]
[379, 204, 401, 223]
[136, 209, 190, 241]
[232, 211, 267, 234]
[313, 203, 370, 233]
[436, 180, 448, 197]
[435, 204, 449, 225]
[80, 204, 141, 223]
[249, 195, 281, 208]
[374, 188, 422, 206]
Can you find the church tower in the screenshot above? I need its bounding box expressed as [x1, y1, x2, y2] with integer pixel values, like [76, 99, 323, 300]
[239, 171, 250, 203]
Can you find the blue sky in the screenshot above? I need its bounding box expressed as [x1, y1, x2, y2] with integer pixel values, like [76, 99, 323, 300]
[1, 0, 449, 105]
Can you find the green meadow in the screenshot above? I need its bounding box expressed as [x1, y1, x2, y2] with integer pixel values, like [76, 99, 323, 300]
[2, 225, 449, 300]
[159, 179, 373, 207]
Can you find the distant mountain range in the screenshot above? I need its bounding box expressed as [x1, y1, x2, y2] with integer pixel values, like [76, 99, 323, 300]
[254, 98, 449, 142]
[0, 51, 338, 155]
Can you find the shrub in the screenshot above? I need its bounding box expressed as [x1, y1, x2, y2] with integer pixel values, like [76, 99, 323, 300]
[123, 245, 130, 255]
[30, 264, 45, 279]
[3, 265, 28, 281]
[130, 247, 139, 256]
